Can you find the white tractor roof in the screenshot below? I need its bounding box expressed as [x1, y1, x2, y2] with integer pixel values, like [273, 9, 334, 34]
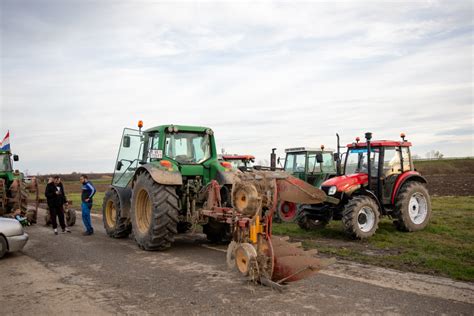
[285, 147, 335, 153]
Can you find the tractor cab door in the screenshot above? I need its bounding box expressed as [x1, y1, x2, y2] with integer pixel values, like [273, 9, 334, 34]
[112, 128, 143, 188]
[307, 153, 322, 187]
[284, 152, 307, 181]
[381, 147, 402, 204]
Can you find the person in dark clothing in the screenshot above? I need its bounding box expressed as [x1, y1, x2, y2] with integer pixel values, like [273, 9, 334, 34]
[80, 174, 96, 236]
[45, 176, 70, 235]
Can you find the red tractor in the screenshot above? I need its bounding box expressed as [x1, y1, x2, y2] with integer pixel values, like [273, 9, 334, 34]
[298, 132, 432, 239]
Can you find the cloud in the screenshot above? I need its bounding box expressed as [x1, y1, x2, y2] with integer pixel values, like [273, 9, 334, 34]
[0, 0, 472, 173]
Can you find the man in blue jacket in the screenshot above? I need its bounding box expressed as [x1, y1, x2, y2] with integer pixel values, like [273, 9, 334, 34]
[80, 174, 96, 236]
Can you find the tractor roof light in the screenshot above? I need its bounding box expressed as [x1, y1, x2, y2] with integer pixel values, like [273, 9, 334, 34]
[400, 132, 406, 142]
[365, 132, 372, 141]
[320, 144, 325, 150]
[173, 126, 179, 133]
[138, 120, 144, 129]
[355, 137, 360, 143]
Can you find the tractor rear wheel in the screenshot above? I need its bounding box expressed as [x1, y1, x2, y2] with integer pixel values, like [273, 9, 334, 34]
[277, 201, 298, 222]
[202, 219, 231, 243]
[394, 182, 431, 232]
[297, 215, 328, 230]
[342, 196, 380, 239]
[103, 189, 131, 238]
[131, 172, 179, 250]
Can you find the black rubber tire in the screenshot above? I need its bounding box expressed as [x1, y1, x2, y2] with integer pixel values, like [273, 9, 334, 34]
[202, 219, 231, 243]
[297, 215, 328, 230]
[66, 208, 76, 227]
[393, 182, 432, 232]
[342, 196, 380, 239]
[130, 172, 179, 250]
[102, 189, 131, 238]
[0, 235, 7, 259]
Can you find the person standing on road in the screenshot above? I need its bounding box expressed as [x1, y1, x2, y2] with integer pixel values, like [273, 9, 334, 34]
[80, 175, 96, 236]
[45, 176, 70, 235]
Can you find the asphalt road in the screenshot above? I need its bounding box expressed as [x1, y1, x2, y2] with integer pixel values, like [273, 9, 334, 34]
[1, 209, 473, 315]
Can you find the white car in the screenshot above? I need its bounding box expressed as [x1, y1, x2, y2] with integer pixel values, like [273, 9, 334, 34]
[0, 217, 29, 258]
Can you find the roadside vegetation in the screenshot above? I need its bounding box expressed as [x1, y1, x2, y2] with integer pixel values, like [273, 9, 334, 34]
[273, 196, 474, 281]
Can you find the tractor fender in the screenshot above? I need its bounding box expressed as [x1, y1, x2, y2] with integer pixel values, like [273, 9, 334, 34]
[216, 169, 236, 185]
[352, 189, 384, 214]
[134, 164, 183, 186]
[391, 172, 427, 204]
[110, 186, 132, 218]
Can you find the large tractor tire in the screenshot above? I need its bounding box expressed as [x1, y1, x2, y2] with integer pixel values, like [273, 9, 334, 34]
[103, 190, 131, 238]
[393, 182, 431, 232]
[202, 219, 231, 243]
[297, 215, 328, 231]
[0, 235, 7, 259]
[277, 201, 299, 223]
[130, 172, 179, 250]
[342, 196, 380, 239]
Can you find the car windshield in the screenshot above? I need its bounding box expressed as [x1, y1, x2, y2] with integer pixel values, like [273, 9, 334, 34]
[0, 154, 12, 172]
[344, 148, 379, 175]
[285, 153, 306, 173]
[165, 132, 211, 164]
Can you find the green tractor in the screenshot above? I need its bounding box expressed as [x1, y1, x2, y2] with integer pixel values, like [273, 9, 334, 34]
[0, 150, 39, 222]
[276, 146, 337, 223]
[102, 123, 236, 248]
[102, 122, 334, 286]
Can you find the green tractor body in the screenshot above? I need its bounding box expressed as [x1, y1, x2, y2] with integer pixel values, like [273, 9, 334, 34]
[0, 150, 39, 221]
[104, 124, 234, 248]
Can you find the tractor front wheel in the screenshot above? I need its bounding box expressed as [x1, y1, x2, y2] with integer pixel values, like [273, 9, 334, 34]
[103, 189, 131, 238]
[342, 196, 380, 239]
[394, 182, 431, 232]
[131, 172, 179, 250]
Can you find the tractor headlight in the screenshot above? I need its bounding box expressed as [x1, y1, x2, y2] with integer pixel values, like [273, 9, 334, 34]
[328, 186, 337, 196]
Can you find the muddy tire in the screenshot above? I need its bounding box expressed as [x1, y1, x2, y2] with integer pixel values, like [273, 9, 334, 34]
[202, 219, 231, 243]
[342, 196, 380, 239]
[297, 215, 328, 230]
[393, 182, 431, 232]
[277, 201, 298, 223]
[103, 189, 131, 238]
[131, 172, 179, 250]
[66, 208, 76, 227]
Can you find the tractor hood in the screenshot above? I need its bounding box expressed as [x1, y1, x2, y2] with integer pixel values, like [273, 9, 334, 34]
[322, 173, 368, 192]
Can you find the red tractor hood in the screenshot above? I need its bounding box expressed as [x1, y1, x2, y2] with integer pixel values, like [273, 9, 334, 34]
[322, 173, 368, 192]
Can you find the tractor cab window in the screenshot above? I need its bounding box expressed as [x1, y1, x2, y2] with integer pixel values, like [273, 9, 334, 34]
[322, 152, 336, 173]
[146, 133, 162, 161]
[0, 154, 12, 172]
[307, 154, 321, 173]
[165, 132, 211, 164]
[284, 153, 306, 173]
[383, 147, 401, 177]
[401, 147, 412, 172]
[345, 148, 379, 175]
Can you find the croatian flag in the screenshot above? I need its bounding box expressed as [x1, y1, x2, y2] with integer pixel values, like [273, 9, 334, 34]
[0, 131, 10, 151]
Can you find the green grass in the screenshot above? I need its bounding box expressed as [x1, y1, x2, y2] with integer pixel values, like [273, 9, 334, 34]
[67, 192, 105, 213]
[272, 196, 474, 281]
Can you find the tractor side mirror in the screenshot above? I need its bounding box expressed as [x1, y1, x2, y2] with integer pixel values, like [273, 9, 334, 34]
[316, 153, 323, 163]
[13, 154, 19, 162]
[333, 153, 339, 161]
[277, 157, 281, 165]
[116, 161, 123, 171]
[123, 136, 131, 148]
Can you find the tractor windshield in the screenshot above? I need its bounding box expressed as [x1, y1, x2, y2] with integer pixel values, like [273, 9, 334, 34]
[0, 154, 12, 172]
[285, 153, 306, 173]
[165, 132, 211, 164]
[344, 148, 379, 175]
[321, 152, 336, 173]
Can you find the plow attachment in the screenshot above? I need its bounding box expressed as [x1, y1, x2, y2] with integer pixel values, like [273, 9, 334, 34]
[226, 170, 336, 287]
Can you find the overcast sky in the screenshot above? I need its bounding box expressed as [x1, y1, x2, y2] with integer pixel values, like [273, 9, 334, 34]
[1, 0, 472, 174]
